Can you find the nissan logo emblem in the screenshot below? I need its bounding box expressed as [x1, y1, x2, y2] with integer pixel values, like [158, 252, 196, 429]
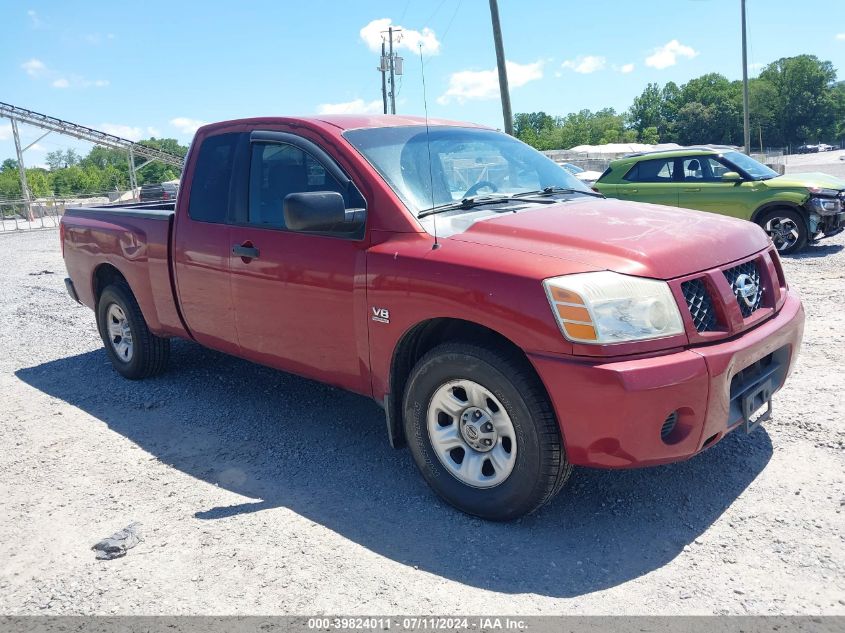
[734, 273, 760, 308]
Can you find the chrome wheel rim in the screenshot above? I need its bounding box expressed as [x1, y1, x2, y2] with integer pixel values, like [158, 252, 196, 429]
[106, 303, 133, 362]
[426, 379, 517, 488]
[764, 217, 800, 251]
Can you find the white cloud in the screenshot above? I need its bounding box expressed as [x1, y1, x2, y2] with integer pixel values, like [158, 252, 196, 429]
[317, 99, 383, 115]
[0, 122, 11, 141]
[95, 124, 160, 140]
[360, 18, 440, 56]
[21, 59, 107, 88]
[170, 117, 206, 135]
[27, 9, 43, 28]
[836, 33, 845, 41]
[438, 60, 543, 105]
[29, 143, 47, 152]
[101, 123, 144, 140]
[22, 58, 46, 77]
[619, 63, 635, 74]
[645, 40, 698, 69]
[561, 55, 606, 74]
[57, 76, 108, 89]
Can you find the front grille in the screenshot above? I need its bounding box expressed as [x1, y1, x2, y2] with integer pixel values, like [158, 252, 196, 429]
[681, 278, 718, 332]
[724, 260, 763, 318]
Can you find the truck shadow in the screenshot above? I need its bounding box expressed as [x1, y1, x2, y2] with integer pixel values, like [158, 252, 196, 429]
[16, 340, 772, 598]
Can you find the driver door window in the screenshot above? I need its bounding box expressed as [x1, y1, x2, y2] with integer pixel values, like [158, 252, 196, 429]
[248, 142, 347, 229]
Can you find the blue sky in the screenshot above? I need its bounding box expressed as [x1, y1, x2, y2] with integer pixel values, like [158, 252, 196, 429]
[1, 0, 844, 164]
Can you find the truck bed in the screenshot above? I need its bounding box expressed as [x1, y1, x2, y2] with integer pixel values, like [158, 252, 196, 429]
[64, 199, 176, 219]
[61, 200, 187, 339]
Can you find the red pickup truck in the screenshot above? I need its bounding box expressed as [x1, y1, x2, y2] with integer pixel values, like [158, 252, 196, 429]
[61, 115, 805, 520]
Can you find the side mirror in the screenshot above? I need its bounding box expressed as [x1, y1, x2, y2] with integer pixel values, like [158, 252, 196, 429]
[284, 191, 349, 232]
[722, 171, 742, 182]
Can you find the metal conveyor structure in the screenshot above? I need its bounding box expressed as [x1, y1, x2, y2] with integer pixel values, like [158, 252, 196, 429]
[0, 101, 185, 215]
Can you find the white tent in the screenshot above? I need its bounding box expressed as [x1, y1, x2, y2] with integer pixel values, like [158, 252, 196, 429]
[567, 142, 683, 154]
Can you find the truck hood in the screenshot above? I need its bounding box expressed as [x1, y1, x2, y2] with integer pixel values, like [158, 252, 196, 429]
[763, 172, 845, 191]
[446, 197, 770, 280]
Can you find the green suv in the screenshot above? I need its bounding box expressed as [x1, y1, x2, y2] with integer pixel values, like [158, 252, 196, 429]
[594, 147, 845, 253]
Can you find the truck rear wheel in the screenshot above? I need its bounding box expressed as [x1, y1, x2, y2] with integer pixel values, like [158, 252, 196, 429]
[757, 208, 808, 254]
[97, 282, 170, 380]
[402, 342, 571, 521]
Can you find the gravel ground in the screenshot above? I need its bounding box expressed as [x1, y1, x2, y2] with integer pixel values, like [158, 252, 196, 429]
[784, 149, 845, 180]
[0, 228, 843, 616]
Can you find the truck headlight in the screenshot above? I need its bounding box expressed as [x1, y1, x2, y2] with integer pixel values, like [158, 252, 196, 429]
[543, 271, 684, 344]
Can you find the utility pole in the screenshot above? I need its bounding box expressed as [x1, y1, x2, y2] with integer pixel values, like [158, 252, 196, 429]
[10, 118, 33, 221]
[388, 27, 398, 114]
[489, 0, 513, 135]
[379, 41, 388, 115]
[378, 27, 403, 114]
[741, 0, 751, 155]
[388, 27, 396, 114]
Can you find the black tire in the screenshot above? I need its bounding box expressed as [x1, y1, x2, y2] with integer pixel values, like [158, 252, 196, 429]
[96, 281, 170, 380]
[757, 208, 808, 254]
[402, 342, 571, 521]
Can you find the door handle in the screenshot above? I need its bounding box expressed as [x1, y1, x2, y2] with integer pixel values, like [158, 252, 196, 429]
[621, 188, 638, 194]
[683, 187, 701, 192]
[232, 243, 260, 260]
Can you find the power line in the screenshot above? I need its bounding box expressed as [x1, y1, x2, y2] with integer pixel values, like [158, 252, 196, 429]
[425, 0, 449, 25]
[439, 0, 463, 44]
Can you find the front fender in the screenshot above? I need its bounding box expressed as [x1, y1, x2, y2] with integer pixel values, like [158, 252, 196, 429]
[751, 192, 810, 224]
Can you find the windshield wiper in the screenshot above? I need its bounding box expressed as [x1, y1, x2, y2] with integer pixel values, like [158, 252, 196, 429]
[513, 186, 604, 198]
[418, 195, 517, 218]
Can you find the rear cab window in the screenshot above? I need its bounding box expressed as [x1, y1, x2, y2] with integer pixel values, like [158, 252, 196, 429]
[187, 133, 240, 223]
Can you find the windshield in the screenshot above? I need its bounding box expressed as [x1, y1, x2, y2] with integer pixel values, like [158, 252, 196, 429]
[344, 126, 591, 216]
[723, 151, 778, 180]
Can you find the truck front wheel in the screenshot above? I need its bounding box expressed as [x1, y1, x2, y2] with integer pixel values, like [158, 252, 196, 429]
[402, 342, 571, 520]
[97, 282, 170, 380]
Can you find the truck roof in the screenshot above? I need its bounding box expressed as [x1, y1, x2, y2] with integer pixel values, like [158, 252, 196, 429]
[197, 114, 492, 136]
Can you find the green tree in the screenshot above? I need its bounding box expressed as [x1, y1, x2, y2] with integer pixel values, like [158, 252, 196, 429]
[674, 102, 713, 145]
[677, 73, 742, 144]
[759, 55, 838, 146]
[45, 149, 81, 170]
[640, 126, 660, 144]
[628, 83, 663, 139]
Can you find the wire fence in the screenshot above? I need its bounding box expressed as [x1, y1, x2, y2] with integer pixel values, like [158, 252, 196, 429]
[0, 192, 129, 233]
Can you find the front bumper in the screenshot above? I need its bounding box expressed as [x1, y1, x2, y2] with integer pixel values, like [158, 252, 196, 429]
[818, 211, 845, 238]
[529, 290, 804, 468]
